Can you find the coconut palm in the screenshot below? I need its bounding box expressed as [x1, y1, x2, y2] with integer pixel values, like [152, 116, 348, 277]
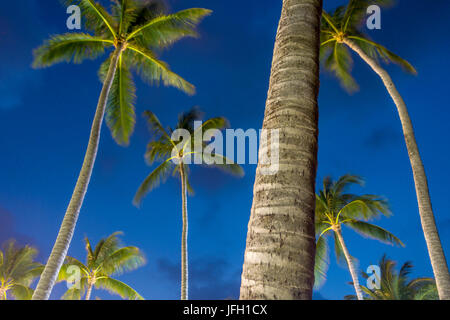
[314, 175, 403, 300]
[240, 0, 322, 300]
[58, 232, 145, 300]
[0, 240, 43, 300]
[133, 108, 243, 300]
[319, 0, 450, 299]
[345, 255, 438, 300]
[31, 0, 211, 300]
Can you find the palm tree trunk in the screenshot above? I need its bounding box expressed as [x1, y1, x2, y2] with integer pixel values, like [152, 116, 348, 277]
[180, 164, 189, 300]
[85, 281, 94, 300]
[343, 38, 450, 300]
[32, 45, 124, 300]
[335, 227, 363, 300]
[240, 0, 322, 300]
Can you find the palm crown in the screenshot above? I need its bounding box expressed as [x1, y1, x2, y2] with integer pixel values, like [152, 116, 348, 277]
[133, 107, 244, 205]
[320, 0, 416, 92]
[314, 175, 403, 287]
[58, 232, 145, 300]
[33, 0, 211, 145]
[345, 255, 438, 300]
[0, 241, 43, 300]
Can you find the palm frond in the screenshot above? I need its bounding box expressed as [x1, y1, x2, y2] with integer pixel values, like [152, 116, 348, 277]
[10, 284, 34, 300]
[62, 0, 117, 37]
[127, 44, 195, 95]
[98, 246, 145, 276]
[345, 220, 403, 246]
[95, 277, 144, 300]
[127, 8, 212, 49]
[133, 158, 174, 206]
[32, 33, 111, 68]
[314, 235, 330, 288]
[105, 53, 137, 146]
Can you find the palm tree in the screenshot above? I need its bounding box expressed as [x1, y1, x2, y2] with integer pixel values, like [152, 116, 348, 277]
[240, 0, 323, 300]
[58, 232, 145, 300]
[319, 0, 450, 299]
[133, 108, 243, 300]
[345, 255, 438, 300]
[31, 0, 211, 300]
[0, 240, 43, 300]
[314, 175, 403, 300]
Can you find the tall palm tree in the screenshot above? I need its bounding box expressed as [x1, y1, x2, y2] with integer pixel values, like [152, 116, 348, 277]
[133, 108, 243, 300]
[345, 255, 438, 300]
[314, 175, 403, 300]
[31, 0, 211, 300]
[240, 0, 323, 300]
[319, 0, 450, 299]
[0, 240, 43, 300]
[58, 232, 145, 300]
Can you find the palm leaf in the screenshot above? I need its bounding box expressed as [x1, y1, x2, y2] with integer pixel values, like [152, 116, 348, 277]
[314, 235, 330, 288]
[127, 8, 212, 49]
[345, 220, 403, 246]
[105, 53, 137, 146]
[133, 158, 174, 206]
[95, 277, 143, 300]
[10, 284, 34, 300]
[98, 246, 145, 276]
[127, 44, 195, 95]
[32, 33, 111, 68]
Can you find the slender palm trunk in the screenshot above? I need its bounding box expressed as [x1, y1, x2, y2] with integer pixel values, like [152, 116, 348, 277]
[240, 0, 322, 300]
[85, 281, 94, 300]
[32, 45, 124, 300]
[335, 227, 363, 300]
[343, 38, 450, 300]
[180, 164, 189, 300]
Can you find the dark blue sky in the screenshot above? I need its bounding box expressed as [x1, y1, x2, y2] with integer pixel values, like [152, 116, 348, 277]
[1, 0, 449, 300]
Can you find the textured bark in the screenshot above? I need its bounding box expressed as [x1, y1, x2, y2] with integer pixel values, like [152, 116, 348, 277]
[32, 45, 124, 300]
[344, 38, 450, 300]
[335, 228, 363, 300]
[240, 0, 322, 300]
[180, 165, 189, 300]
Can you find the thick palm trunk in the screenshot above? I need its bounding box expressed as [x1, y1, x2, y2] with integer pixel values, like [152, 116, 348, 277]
[335, 227, 363, 300]
[32, 45, 124, 300]
[85, 281, 94, 300]
[240, 0, 322, 300]
[344, 38, 450, 300]
[180, 165, 189, 300]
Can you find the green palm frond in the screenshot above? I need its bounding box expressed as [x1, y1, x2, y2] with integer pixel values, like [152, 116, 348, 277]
[314, 235, 330, 288]
[63, 0, 117, 37]
[95, 277, 143, 300]
[105, 53, 137, 146]
[133, 158, 174, 206]
[61, 277, 88, 300]
[58, 257, 89, 282]
[345, 220, 404, 246]
[32, 33, 112, 68]
[127, 8, 212, 49]
[327, 42, 358, 92]
[93, 232, 123, 267]
[99, 246, 145, 275]
[333, 232, 346, 266]
[127, 44, 195, 95]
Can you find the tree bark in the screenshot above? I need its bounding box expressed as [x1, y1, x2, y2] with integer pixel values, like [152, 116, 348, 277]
[335, 227, 363, 300]
[32, 45, 124, 300]
[240, 0, 322, 300]
[344, 38, 450, 300]
[180, 164, 189, 300]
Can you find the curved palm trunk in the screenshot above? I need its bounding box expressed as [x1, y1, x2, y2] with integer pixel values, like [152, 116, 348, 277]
[343, 38, 450, 300]
[240, 0, 322, 300]
[335, 227, 363, 300]
[180, 165, 189, 300]
[32, 45, 124, 300]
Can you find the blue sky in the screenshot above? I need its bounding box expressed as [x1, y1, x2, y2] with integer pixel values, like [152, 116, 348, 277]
[0, 0, 449, 300]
